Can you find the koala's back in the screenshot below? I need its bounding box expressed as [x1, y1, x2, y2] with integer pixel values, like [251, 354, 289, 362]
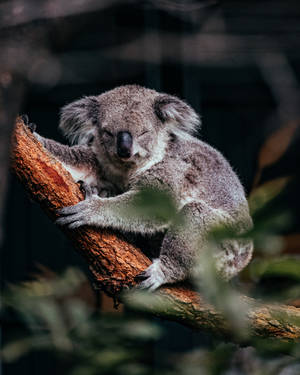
[134, 133, 250, 223]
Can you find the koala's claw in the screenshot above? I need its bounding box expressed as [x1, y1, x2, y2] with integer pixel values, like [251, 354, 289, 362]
[78, 180, 92, 199]
[28, 123, 37, 132]
[21, 114, 37, 133]
[134, 271, 148, 281]
[78, 180, 98, 199]
[20, 114, 29, 125]
[20, 114, 36, 133]
[136, 259, 166, 291]
[56, 211, 84, 228]
[56, 195, 102, 229]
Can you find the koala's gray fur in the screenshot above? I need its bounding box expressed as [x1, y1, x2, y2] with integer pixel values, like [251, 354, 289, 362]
[31, 85, 253, 291]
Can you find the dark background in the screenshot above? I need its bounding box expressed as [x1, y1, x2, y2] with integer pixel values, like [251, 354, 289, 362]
[1, 1, 300, 374]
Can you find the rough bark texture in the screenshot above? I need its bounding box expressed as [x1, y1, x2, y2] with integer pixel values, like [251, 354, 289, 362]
[11, 118, 300, 341]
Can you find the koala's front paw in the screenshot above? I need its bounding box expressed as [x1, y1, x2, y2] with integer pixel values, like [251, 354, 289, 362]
[56, 195, 101, 229]
[136, 259, 167, 291]
[99, 189, 111, 198]
[78, 180, 99, 199]
[21, 114, 37, 133]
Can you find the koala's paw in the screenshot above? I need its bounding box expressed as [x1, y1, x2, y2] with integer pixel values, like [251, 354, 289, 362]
[99, 189, 112, 198]
[78, 180, 99, 199]
[56, 195, 101, 229]
[21, 114, 37, 133]
[20, 114, 29, 125]
[135, 259, 167, 291]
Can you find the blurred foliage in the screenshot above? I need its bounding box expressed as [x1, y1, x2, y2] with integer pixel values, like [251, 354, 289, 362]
[2, 265, 300, 375]
[248, 177, 291, 215]
[1, 267, 161, 375]
[2, 175, 300, 373]
[250, 257, 300, 282]
[193, 241, 251, 338]
[125, 186, 181, 226]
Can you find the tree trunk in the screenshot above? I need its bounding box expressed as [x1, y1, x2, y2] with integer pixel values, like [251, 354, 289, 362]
[10, 118, 300, 341]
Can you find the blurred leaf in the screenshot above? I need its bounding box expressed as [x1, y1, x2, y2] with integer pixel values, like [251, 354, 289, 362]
[127, 187, 179, 224]
[1, 336, 51, 362]
[193, 241, 252, 338]
[121, 321, 161, 340]
[253, 337, 299, 357]
[93, 349, 132, 367]
[2, 267, 162, 375]
[249, 176, 291, 214]
[66, 299, 91, 332]
[254, 234, 284, 256]
[123, 289, 174, 313]
[173, 345, 235, 375]
[258, 122, 298, 170]
[117, 363, 149, 375]
[1, 338, 33, 362]
[253, 212, 292, 239]
[250, 257, 300, 281]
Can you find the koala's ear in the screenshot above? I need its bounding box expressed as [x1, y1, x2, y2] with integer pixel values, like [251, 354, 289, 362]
[59, 96, 100, 145]
[154, 94, 201, 135]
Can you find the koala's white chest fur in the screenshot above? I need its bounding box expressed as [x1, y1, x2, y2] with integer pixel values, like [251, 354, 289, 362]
[63, 163, 97, 186]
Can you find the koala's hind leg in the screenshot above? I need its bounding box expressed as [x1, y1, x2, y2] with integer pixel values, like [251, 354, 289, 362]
[138, 201, 218, 290]
[137, 201, 251, 291]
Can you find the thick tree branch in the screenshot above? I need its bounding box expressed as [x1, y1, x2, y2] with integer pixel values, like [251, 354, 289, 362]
[11, 118, 300, 341]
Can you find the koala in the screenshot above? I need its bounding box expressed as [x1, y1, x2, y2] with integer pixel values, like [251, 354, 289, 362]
[26, 85, 253, 291]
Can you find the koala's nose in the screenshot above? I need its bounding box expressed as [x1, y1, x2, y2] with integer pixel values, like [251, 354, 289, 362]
[117, 131, 132, 158]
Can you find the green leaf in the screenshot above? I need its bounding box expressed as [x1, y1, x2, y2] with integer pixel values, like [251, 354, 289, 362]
[250, 257, 300, 281]
[128, 187, 179, 223]
[249, 177, 291, 214]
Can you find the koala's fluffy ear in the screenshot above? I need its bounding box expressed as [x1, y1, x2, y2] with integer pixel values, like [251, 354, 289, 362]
[59, 96, 100, 145]
[154, 94, 201, 135]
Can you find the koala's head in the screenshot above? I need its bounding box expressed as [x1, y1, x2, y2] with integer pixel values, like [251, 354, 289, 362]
[59, 85, 200, 169]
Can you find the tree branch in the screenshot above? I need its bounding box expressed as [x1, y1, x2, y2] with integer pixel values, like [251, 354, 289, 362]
[11, 118, 300, 341]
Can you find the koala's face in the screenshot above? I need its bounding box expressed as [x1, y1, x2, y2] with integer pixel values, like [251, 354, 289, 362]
[60, 85, 200, 169]
[96, 87, 163, 168]
[99, 119, 159, 167]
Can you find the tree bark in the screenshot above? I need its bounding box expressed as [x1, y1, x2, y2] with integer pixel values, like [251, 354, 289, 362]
[10, 118, 300, 341]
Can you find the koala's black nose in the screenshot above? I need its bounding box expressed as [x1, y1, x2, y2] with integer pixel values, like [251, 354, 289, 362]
[117, 131, 132, 158]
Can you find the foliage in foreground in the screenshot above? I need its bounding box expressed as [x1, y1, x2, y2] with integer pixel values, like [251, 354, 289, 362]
[2, 178, 300, 374]
[2, 123, 300, 374]
[1, 264, 300, 375]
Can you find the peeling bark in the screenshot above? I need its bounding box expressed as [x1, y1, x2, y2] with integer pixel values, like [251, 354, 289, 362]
[10, 118, 300, 341]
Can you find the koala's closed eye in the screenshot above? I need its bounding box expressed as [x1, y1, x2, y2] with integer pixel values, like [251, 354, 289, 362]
[139, 130, 149, 137]
[103, 130, 114, 137]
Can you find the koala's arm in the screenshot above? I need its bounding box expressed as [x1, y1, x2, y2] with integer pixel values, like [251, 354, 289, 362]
[22, 115, 97, 176]
[34, 133, 97, 171]
[56, 188, 169, 234]
[30, 129, 99, 188]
